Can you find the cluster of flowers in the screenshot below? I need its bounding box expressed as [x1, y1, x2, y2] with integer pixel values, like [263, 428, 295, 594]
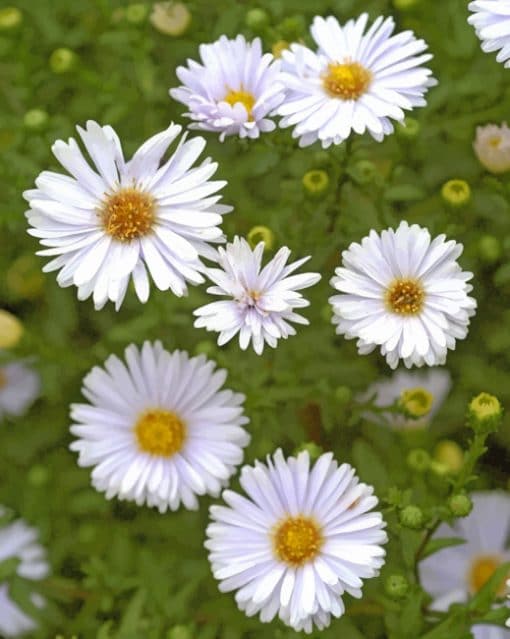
[2, 4, 510, 636]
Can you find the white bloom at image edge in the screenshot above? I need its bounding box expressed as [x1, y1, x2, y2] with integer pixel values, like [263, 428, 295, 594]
[24, 121, 231, 310]
[420, 492, 510, 639]
[0, 513, 49, 638]
[0, 361, 40, 421]
[329, 221, 477, 369]
[170, 35, 285, 140]
[193, 236, 321, 354]
[277, 13, 436, 148]
[206, 449, 387, 633]
[469, 0, 510, 68]
[70, 341, 250, 512]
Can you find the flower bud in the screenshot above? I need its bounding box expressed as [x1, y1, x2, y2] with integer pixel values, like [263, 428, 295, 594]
[396, 116, 420, 139]
[302, 169, 330, 198]
[150, 2, 191, 36]
[406, 448, 430, 472]
[441, 179, 471, 207]
[167, 626, 193, 639]
[27, 464, 49, 487]
[399, 387, 433, 419]
[0, 7, 22, 30]
[468, 392, 503, 434]
[478, 235, 502, 264]
[194, 340, 216, 357]
[351, 160, 377, 185]
[49, 48, 77, 74]
[385, 574, 409, 599]
[393, 0, 421, 9]
[6, 255, 45, 300]
[399, 505, 424, 529]
[0, 310, 23, 349]
[245, 8, 269, 31]
[334, 385, 352, 405]
[448, 493, 473, 518]
[433, 440, 464, 474]
[474, 123, 510, 174]
[247, 225, 274, 250]
[23, 108, 49, 130]
[295, 441, 323, 460]
[126, 3, 149, 24]
[272, 40, 289, 59]
[278, 15, 305, 39]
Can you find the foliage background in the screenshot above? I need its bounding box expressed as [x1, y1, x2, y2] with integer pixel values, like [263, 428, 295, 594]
[1, 0, 509, 636]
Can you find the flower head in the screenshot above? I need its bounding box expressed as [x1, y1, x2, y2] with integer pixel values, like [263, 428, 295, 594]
[0, 360, 40, 421]
[468, 1, 510, 68]
[474, 122, 510, 173]
[206, 449, 387, 633]
[0, 310, 23, 349]
[419, 492, 510, 639]
[24, 121, 230, 310]
[70, 341, 250, 512]
[329, 221, 477, 369]
[0, 513, 49, 637]
[193, 236, 321, 354]
[170, 35, 285, 141]
[277, 14, 436, 148]
[150, 2, 191, 36]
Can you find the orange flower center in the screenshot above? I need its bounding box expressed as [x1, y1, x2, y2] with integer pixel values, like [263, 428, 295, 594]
[385, 278, 425, 315]
[223, 88, 256, 119]
[101, 187, 155, 242]
[468, 555, 507, 595]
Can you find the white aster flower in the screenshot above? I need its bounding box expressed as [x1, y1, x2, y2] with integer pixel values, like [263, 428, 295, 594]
[70, 341, 250, 512]
[170, 35, 285, 140]
[474, 122, 510, 173]
[277, 14, 436, 148]
[24, 121, 231, 310]
[329, 221, 477, 369]
[193, 236, 321, 355]
[359, 368, 451, 428]
[0, 360, 40, 421]
[469, 1, 510, 68]
[0, 513, 49, 637]
[206, 449, 387, 633]
[420, 492, 510, 639]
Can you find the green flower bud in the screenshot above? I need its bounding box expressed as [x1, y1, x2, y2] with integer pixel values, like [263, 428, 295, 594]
[0, 7, 22, 30]
[125, 3, 149, 24]
[396, 117, 420, 139]
[468, 392, 503, 434]
[27, 464, 49, 487]
[393, 0, 421, 9]
[433, 440, 464, 474]
[245, 8, 269, 31]
[194, 340, 216, 357]
[278, 15, 305, 39]
[321, 304, 333, 323]
[247, 225, 274, 250]
[0, 310, 23, 349]
[78, 523, 97, 543]
[302, 169, 330, 197]
[385, 574, 409, 599]
[351, 159, 377, 185]
[334, 385, 352, 405]
[478, 235, 502, 264]
[295, 441, 323, 460]
[399, 387, 434, 419]
[49, 48, 77, 74]
[441, 179, 471, 208]
[448, 493, 473, 518]
[23, 108, 49, 130]
[399, 505, 424, 529]
[312, 150, 331, 168]
[406, 448, 430, 472]
[167, 626, 193, 639]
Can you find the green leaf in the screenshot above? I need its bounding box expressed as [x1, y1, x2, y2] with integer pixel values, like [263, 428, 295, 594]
[351, 439, 391, 492]
[422, 537, 466, 560]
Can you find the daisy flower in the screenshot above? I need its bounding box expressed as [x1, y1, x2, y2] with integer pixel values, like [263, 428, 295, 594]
[206, 449, 387, 633]
[0, 360, 40, 421]
[24, 121, 231, 310]
[329, 221, 477, 369]
[277, 14, 436, 148]
[70, 341, 250, 512]
[193, 236, 321, 355]
[170, 35, 286, 141]
[0, 513, 49, 637]
[420, 492, 510, 639]
[474, 122, 510, 173]
[468, 1, 510, 68]
[359, 368, 451, 428]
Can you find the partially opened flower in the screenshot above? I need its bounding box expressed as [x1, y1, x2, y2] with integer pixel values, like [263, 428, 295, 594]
[70, 341, 250, 512]
[0, 513, 49, 637]
[474, 122, 510, 173]
[420, 492, 510, 639]
[277, 14, 436, 148]
[193, 236, 321, 354]
[468, 1, 510, 68]
[0, 360, 40, 421]
[329, 221, 476, 369]
[207, 449, 387, 633]
[170, 35, 285, 140]
[24, 121, 230, 310]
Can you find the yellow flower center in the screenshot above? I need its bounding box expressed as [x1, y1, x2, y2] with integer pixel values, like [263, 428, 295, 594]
[0, 370, 7, 389]
[468, 555, 507, 595]
[323, 61, 372, 100]
[135, 409, 186, 457]
[399, 387, 434, 418]
[488, 136, 501, 148]
[385, 278, 425, 315]
[223, 89, 256, 119]
[101, 187, 155, 242]
[273, 516, 323, 566]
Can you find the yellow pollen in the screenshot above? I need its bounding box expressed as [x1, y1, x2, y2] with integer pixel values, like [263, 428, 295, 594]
[399, 387, 434, 418]
[0, 370, 7, 389]
[488, 136, 501, 148]
[273, 516, 323, 566]
[101, 188, 155, 242]
[135, 409, 186, 457]
[385, 278, 425, 315]
[323, 61, 372, 100]
[223, 88, 256, 119]
[468, 555, 507, 595]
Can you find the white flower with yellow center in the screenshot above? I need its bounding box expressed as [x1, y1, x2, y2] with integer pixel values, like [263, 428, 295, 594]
[360, 368, 451, 428]
[329, 221, 477, 369]
[0, 361, 40, 421]
[474, 122, 510, 173]
[420, 492, 510, 639]
[193, 236, 321, 355]
[206, 449, 387, 633]
[469, 1, 510, 68]
[277, 14, 436, 148]
[170, 35, 285, 141]
[24, 121, 231, 310]
[70, 341, 250, 512]
[0, 514, 49, 637]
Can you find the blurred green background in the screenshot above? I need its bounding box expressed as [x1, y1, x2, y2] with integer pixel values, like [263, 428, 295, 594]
[1, 0, 509, 636]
